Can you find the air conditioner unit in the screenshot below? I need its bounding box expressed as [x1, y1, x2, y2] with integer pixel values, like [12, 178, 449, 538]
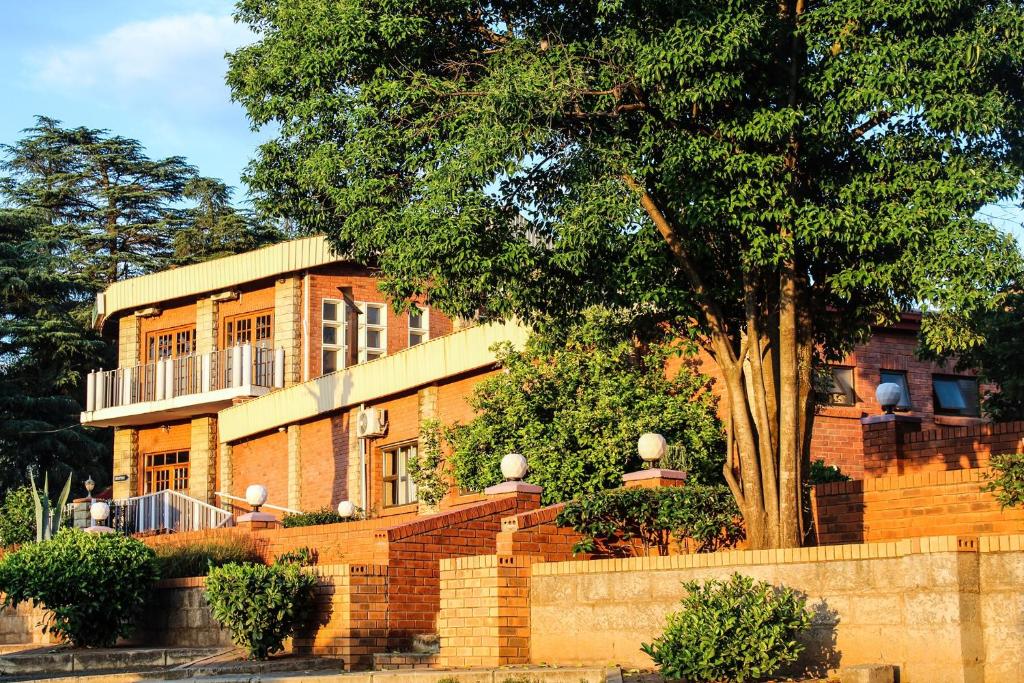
[356, 407, 388, 439]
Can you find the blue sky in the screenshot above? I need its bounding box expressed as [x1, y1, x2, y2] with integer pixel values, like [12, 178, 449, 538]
[0, 1, 1021, 246]
[0, 0, 263, 199]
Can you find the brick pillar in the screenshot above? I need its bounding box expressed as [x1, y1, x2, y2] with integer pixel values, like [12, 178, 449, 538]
[438, 555, 539, 668]
[287, 424, 302, 510]
[112, 427, 139, 499]
[195, 298, 219, 355]
[274, 276, 303, 387]
[417, 386, 439, 516]
[862, 414, 923, 477]
[189, 417, 217, 504]
[218, 442, 233, 499]
[118, 314, 141, 368]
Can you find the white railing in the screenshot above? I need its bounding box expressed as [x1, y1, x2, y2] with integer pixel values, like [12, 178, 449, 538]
[109, 490, 234, 534]
[85, 344, 284, 411]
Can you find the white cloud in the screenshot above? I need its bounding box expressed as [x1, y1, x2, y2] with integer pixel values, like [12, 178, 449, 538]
[31, 13, 253, 110]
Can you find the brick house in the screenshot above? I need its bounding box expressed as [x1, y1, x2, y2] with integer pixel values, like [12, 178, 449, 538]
[81, 236, 988, 517]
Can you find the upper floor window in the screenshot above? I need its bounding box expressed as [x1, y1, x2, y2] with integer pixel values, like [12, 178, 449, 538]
[823, 366, 856, 406]
[879, 370, 911, 410]
[322, 299, 347, 374]
[383, 443, 418, 507]
[409, 307, 429, 346]
[146, 326, 195, 362]
[224, 310, 273, 348]
[359, 302, 387, 362]
[933, 375, 980, 417]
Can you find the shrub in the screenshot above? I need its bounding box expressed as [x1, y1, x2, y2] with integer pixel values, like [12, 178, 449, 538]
[153, 536, 263, 579]
[642, 573, 812, 682]
[282, 507, 354, 528]
[408, 418, 449, 506]
[556, 485, 743, 556]
[807, 459, 850, 485]
[205, 561, 316, 659]
[275, 546, 318, 566]
[447, 307, 727, 504]
[0, 486, 36, 548]
[984, 452, 1024, 508]
[0, 529, 158, 646]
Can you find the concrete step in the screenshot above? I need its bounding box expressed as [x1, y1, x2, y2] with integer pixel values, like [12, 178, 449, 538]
[372, 653, 439, 671]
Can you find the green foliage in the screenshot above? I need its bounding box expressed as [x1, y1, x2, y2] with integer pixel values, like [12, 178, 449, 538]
[556, 486, 743, 557]
[281, 507, 354, 528]
[983, 453, 1024, 509]
[641, 573, 812, 683]
[447, 308, 725, 504]
[29, 471, 72, 542]
[807, 460, 850, 485]
[228, 0, 1024, 548]
[409, 418, 450, 507]
[205, 561, 317, 660]
[0, 529, 158, 646]
[275, 546, 318, 566]
[0, 486, 36, 548]
[153, 536, 263, 579]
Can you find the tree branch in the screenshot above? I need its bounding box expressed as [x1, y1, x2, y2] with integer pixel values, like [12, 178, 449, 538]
[852, 111, 894, 139]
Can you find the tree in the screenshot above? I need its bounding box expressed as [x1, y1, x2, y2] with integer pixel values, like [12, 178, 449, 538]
[446, 307, 725, 504]
[1, 117, 197, 291]
[227, 1, 1024, 547]
[172, 177, 288, 265]
[0, 209, 109, 493]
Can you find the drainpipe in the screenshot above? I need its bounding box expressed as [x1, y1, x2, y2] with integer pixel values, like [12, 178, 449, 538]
[359, 403, 368, 511]
[302, 272, 310, 382]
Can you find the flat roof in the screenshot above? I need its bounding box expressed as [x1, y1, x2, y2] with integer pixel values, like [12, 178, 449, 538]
[93, 236, 345, 329]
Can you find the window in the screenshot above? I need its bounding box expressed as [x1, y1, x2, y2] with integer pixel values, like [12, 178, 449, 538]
[223, 311, 273, 347]
[322, 299, 347, 374]
[146, 326, 196, 362]
[358, 302, 388, 361]
[383, 443, 417, 506]
[408, 307, 429, 346]
[143, 450, 189, 494]
[879, 370, 911, 410]
[933, 376, 980, 417]
[824, 366, 856, 406]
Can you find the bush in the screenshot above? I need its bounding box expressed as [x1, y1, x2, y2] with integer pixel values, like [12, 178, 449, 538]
[984, 452, 1024, 508]
[153, 536, 263, 579]
[0, 486, 36, 548]
[556, 485, 743, 556]
[807, 459, 850, 485]
[448, 307, 727, 504]
[282, 507, 351, 528]
[205, 561, 317, 659]
[0, 529, 158, 646]
[642, 573, 812, 682]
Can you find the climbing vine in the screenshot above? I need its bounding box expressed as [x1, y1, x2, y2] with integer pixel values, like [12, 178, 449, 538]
[409, 418, 450, 506]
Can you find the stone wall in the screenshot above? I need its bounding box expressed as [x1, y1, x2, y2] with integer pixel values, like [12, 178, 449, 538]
[0, 601, 53, 646]
[527, 535, 1024, 683]
[130, 578, 233, 648]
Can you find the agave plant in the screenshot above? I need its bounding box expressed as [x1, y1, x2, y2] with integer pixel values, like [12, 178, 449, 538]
[29, 471, 73, 542]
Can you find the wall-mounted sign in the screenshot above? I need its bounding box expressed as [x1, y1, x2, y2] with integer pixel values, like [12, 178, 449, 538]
[113, 474, 128, 482]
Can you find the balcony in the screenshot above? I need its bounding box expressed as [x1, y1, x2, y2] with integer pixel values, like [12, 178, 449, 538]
[80, 345, 285, 427]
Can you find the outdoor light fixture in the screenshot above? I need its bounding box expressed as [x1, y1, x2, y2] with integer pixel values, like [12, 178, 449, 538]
[500, 453, 529, 481]
[84, 476, 95, 500]
[876, 383, 903, 415]
[90, 501, 110, 524]
[245, 484, 269, 512]
[337, 500, 356, 518]
[637, 433, 667, 465]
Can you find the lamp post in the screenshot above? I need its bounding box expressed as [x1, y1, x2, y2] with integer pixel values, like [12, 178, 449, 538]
[876, 383, 903, 415]
[637, 432, 667, 469]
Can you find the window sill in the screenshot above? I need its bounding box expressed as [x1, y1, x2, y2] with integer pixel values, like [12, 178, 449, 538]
[933, 415, 987, 427]
[379, 502, 418, 517]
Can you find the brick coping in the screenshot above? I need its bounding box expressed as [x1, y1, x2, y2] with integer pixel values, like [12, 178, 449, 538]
[378, 494, 521, 541]
[529, 534, 1024, 576]
[812, 466, 989, 496]
[501, 503, 566, 531]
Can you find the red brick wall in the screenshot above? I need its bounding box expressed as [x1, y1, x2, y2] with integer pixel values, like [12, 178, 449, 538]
[862, 418, 1024, 477]
[495, 504, 582, 562]
[231, 430, 288, 508]
[298, 413, 351, 511]
[813, 468, 1024, 545]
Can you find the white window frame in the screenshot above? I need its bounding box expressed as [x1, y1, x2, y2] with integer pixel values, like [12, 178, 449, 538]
[408, 306, 429, 347]
[383, 442, 418, 507]
[321, 298, 347, 374]
[357, 301, 388, 362]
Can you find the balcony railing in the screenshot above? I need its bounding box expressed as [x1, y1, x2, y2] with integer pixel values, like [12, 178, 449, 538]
[85, 344, 284, 412]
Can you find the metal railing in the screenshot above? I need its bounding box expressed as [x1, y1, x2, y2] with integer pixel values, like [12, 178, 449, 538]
[86, 344, 284, 411]
[108, 490, 234, 534]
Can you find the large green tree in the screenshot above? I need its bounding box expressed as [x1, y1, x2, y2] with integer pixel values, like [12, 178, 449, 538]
[227, 0, 1024, 547]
